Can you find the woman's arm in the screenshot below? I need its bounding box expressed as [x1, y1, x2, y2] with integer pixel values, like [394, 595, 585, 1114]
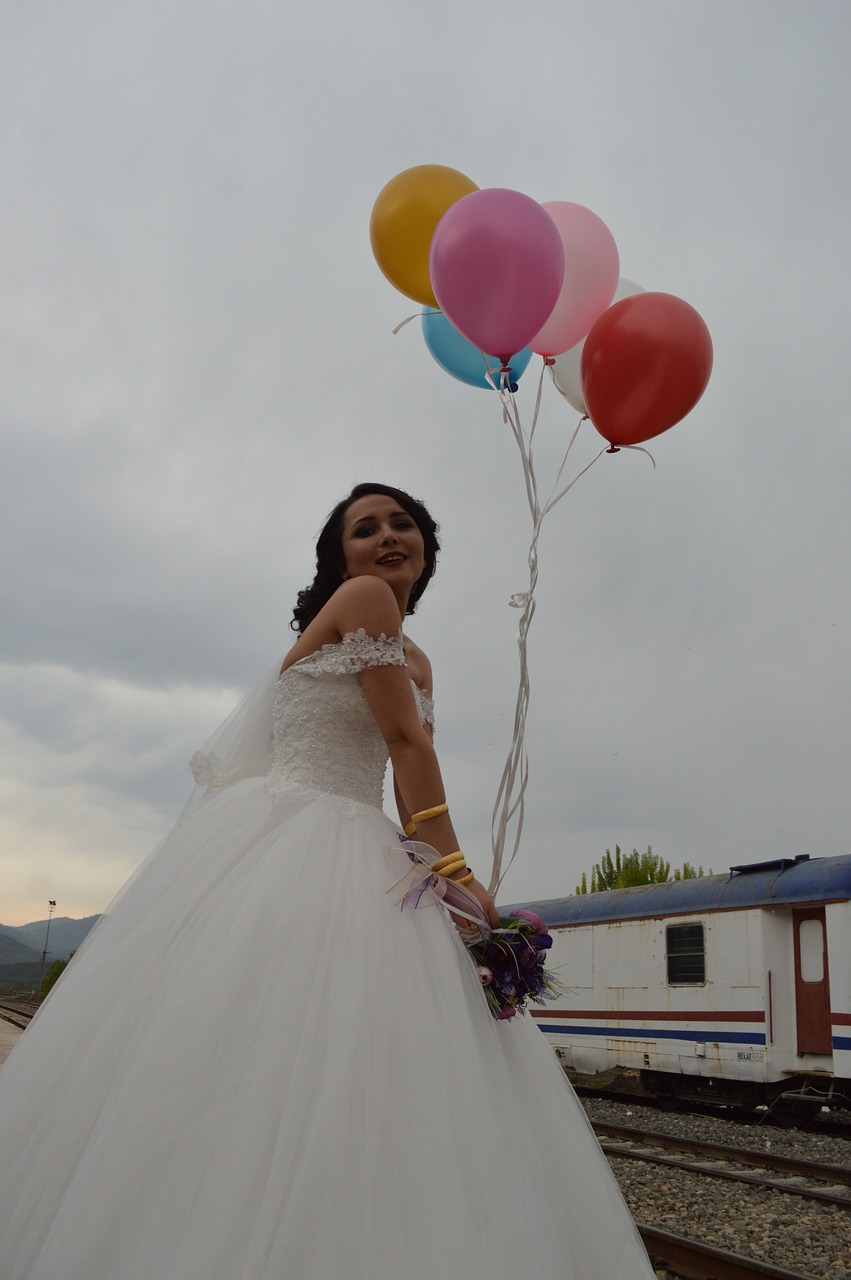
[305, 576, 498, 926]
[329, 584, 498, 927]
[394, 682, 432, 833]
[362, 666, 498, 928]
[394, 776, 413, 833]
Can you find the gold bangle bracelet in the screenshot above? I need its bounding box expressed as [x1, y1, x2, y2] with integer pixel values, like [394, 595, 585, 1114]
[409, 803, 449, 824]
[403, 820, 417, 837]
[437, 860, 465, 880]
[432, 850, 464, 873]
[433, 854, 466, 878]
[455, 870, 474, 887]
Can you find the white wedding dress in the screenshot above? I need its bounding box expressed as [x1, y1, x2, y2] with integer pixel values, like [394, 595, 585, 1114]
[0, 630, 654, 1279]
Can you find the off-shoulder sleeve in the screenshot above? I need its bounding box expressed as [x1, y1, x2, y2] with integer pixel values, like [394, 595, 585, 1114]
[413, 687, 435, 729]
[297, 627, 406, 677]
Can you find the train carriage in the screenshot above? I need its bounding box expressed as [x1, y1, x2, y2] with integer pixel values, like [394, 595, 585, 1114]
[511, 854, 851, 1108]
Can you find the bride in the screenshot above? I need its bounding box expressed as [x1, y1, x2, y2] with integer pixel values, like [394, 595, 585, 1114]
[0, 482, 655, 1279]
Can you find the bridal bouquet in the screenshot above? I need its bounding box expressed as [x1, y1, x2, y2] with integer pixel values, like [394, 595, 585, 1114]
[392, 839, 562, 1021]
[466, 909, 562, 1021]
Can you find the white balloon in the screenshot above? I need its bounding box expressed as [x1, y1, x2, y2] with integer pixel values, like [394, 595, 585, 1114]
[551, 277, 645, 414]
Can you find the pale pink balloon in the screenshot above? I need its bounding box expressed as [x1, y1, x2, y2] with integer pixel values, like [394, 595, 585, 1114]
[429, 188, 564, 363]
[529, 203, 620, 358]
[552, 278, 645, 413]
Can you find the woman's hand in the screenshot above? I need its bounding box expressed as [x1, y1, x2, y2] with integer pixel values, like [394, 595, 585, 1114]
[453, 875, 500, 931]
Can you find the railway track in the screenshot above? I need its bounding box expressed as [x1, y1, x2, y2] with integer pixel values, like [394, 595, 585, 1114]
[0, 1001, 37, 1032]
[574, 1084, 851, 1140]
[589, 1094, 851, 1277]
[638, 1224, 818, 1280]
[595, 1121, 851, 1211]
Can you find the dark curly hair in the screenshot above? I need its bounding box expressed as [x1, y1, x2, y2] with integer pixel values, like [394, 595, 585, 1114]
[291, 483, 441, 633]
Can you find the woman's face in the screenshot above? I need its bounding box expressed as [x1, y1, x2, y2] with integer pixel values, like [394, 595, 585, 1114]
[341, 493, 426, 594]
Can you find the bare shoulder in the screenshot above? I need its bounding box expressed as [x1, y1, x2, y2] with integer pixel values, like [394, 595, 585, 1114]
[334, 575, 398, 609]
[281, 579, 401, 674]
[332, 577, 402, 636]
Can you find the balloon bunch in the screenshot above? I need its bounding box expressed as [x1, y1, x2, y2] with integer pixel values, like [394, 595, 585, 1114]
[371, 165, 714, 895]
[370, 164, 713, 447]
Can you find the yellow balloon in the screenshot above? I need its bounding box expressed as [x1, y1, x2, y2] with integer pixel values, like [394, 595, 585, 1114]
[370, 165, 479, 308]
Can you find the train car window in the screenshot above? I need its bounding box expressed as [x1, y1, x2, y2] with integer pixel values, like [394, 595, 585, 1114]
[666, 923, 705, 984]
[798, 918, 825, 983]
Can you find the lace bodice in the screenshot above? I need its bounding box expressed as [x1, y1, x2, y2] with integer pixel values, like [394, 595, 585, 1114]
[267, 629, 434, 809]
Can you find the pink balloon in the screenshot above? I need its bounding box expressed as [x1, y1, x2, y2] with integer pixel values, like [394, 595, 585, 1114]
[551, 277, 645, 413]
[429, 189, 564, 363]
[529, 203, 620, 357]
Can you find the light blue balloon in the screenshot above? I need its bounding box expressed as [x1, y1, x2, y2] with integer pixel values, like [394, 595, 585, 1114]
[421, 309, 534, 391]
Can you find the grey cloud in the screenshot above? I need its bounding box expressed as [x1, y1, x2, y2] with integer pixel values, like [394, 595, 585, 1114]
[1, 0, 849, 922]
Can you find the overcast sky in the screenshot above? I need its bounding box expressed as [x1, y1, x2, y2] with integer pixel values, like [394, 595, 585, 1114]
[1, 1, 849, 926]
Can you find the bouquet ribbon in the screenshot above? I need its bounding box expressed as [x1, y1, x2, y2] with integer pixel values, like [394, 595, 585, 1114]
[385, 838, 492, 942]
[386, 839, 561, 1021]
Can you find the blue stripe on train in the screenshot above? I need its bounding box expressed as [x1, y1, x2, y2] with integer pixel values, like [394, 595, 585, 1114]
[535, 1024, 767, 1045]
[833, 1035, 851, 1051]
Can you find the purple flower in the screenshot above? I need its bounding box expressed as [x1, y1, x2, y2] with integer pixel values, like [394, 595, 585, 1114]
[463, 909, 563, 1021]
[509, 908, 548, 934]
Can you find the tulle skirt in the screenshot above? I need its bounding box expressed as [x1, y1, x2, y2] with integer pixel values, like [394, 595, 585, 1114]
[0, 779, 653, 1278]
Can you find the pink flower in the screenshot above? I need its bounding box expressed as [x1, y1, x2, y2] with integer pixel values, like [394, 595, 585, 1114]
[497, 1004, 517, 1020]
[476, 966, 493, 986]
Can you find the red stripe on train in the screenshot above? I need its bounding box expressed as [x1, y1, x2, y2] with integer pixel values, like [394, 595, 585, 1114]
[529, 1008, 765, 1023]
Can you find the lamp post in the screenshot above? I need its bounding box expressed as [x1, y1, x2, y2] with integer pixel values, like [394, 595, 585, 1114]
[37, 900, 57, 994]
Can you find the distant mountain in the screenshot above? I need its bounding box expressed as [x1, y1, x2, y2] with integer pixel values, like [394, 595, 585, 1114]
[0, 916, 101, 962]
[0, 932, 41, 966]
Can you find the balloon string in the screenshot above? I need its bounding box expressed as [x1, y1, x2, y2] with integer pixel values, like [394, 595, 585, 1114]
[484, 359, 541, 519]
[542, 416, 586, 513]
[524, 360, 546, 506]
[622, 443, 657, 469]
[543, 441, 608, 514]
[548, 360, 576, 404]
[392, 311, 429, 335]
[545, 368, 658, 472]
[487, 364, 605, 897]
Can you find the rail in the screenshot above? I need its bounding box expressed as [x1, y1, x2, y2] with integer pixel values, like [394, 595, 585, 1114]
[638, 1224, 818, 1280]
[0, 1001, 37, 1032]
[597, 1120, 851, 1211]
[575, 1083, 851, 1140]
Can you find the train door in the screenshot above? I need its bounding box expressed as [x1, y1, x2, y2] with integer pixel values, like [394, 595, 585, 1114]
[792, 907, 832, 1054]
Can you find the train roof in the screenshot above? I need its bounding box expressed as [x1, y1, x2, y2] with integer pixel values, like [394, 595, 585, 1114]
[508, 854, 851, 927]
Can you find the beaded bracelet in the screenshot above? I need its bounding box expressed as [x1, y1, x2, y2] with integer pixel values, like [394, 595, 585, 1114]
[403, 820, 418, 837]
[455, 870, 475, 887]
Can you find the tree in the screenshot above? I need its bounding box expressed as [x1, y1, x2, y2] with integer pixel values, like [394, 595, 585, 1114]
[575, 845, 708, 894]
[40, 957, 69, 996]
[672, 862, 704, 881]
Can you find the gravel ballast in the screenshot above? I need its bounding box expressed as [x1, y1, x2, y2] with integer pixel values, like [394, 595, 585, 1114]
[584, 1096, 851, 1280]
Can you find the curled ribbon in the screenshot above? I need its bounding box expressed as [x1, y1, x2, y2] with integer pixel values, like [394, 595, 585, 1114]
[391, 312, 424, 335]
[385, 838, 491, 942]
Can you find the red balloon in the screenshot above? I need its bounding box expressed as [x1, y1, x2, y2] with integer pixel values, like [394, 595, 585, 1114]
[580, 292, 713, 447]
